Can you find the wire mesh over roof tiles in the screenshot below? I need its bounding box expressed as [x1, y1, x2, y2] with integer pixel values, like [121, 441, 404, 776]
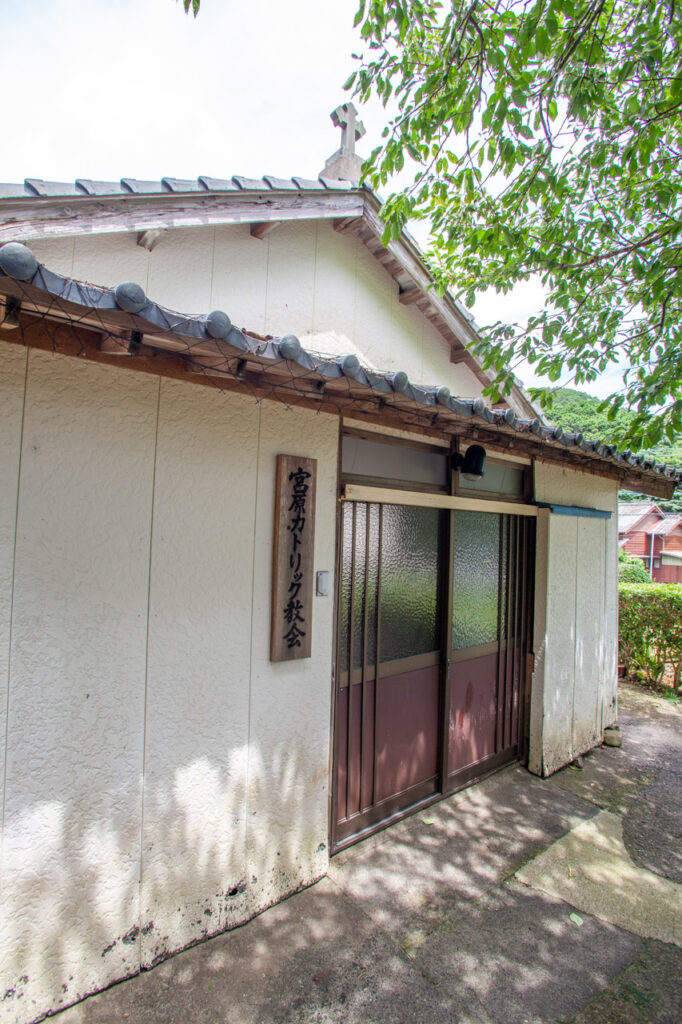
[0, 240, 679, 496]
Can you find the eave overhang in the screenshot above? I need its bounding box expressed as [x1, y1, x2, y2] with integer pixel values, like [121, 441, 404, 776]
[0, 176, 538, 419]
[0, 244, 677, 500]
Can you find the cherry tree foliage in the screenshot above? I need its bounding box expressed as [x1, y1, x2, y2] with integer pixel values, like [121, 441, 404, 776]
[348, 0, 682, 448]
[179, 0, 200, 17]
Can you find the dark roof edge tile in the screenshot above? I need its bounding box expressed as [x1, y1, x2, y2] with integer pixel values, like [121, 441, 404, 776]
[0, 240, 676, 491]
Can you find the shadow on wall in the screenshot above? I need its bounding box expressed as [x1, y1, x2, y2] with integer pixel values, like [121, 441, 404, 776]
[0, 737, 328, 1024]
[42, 765, 640, 1024]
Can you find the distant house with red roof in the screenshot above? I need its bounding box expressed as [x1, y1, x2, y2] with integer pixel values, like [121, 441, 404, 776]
[618, 501, 682, 582]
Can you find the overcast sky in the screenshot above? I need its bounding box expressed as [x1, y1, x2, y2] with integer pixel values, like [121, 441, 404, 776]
[1, 0, 623, 398]
[1, 0, 369, 185]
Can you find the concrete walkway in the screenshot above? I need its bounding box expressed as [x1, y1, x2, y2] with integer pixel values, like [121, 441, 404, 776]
[55, 683, 682, 1024]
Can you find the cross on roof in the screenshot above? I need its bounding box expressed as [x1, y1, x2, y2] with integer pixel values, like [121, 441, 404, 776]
[331, 103, 366, 155]
[320, 102, 367, 183]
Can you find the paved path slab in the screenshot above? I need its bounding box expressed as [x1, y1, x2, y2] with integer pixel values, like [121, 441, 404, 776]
[410, 880, 641, 1024]
[569, 939, 682, 1024]
[517, 810, 682, 946]
[329, 765, 596, 942]
[622, 762, 682, 883]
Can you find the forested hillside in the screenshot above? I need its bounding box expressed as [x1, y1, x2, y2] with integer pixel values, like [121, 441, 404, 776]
[540, 390, 682, 512]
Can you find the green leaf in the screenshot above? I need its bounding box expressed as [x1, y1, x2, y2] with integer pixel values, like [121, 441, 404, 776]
[348, 0, 682, 448]
[536, 26, 550, 55]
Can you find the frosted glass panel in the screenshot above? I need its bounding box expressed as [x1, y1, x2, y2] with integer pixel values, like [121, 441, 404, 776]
[339, 502, 353, 673]
[366, 503, 380, 669]
[379, 504, 442, 662]
[452, 511, 501, 650]
[499, 516, 509, 640]
[352, 503, 367, 671]
[339, 503, 380, 675]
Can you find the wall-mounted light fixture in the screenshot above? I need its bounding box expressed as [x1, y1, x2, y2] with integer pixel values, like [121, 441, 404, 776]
[451, 444, 486, 481]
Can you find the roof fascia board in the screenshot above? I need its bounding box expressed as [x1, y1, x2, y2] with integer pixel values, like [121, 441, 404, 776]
[360, 194, 479, 350]
[358, 196, 498, 395]
[535, 502, 612, 519]
[360, 194, 541, 421]
[0, 190, 365, 245]
[0, 182, 560, 423]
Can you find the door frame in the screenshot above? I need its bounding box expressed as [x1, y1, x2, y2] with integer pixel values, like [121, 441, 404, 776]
[330, 449, 538, 854]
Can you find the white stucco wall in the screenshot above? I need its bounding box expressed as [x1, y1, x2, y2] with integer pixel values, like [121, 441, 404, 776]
[1, 223, 622, 1019]
[27, 221, 485, 400]
[0, 349, 159, 1020]
[0, 343, 338, 1023]
[529, 462, 619, 776]
[0, 346, 27, 834]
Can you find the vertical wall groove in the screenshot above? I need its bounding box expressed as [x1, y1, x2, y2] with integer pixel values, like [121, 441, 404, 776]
[137, 375, 162, 963]
[208, 226, 217, 306]
[601, 517, 610, 733]
[1, 346, 29, 841]
[244, 401, 263, 903]
[571, 517, 580, 759]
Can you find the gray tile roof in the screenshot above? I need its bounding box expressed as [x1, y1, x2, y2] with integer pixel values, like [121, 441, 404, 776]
[161, 178, 206, 193]
[618, 501, 659, 515]
[617, 501, 662, 532]
[651, 515, 682, 535]
[24, 179, 83, 197]
[619, 513, 652, 533]
[75, 179, 124, 196]
[0, 175, 341, 200]
[0, 182, 29, 198]
[0, 240, 679, 491]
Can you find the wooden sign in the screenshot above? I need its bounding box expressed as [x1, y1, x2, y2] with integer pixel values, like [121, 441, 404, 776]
[270, 455, 317, 661]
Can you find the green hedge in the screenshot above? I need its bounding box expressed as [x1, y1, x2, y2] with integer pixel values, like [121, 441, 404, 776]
[619, 583, 682, 687]
[618, 549, 652, 584]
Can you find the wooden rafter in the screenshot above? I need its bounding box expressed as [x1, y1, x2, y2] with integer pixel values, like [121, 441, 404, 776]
[398, 287, 421, 305]
[1, 308, 674, 498]
[137, 229, 165, 251]
[250, 221, 282, 240]
[333, 217, 363, 235]
[450, 349, 472, 364]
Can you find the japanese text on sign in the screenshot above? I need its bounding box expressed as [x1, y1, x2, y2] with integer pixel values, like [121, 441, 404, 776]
[282, 465, 310, 650]
[270, 455, 317, 661]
